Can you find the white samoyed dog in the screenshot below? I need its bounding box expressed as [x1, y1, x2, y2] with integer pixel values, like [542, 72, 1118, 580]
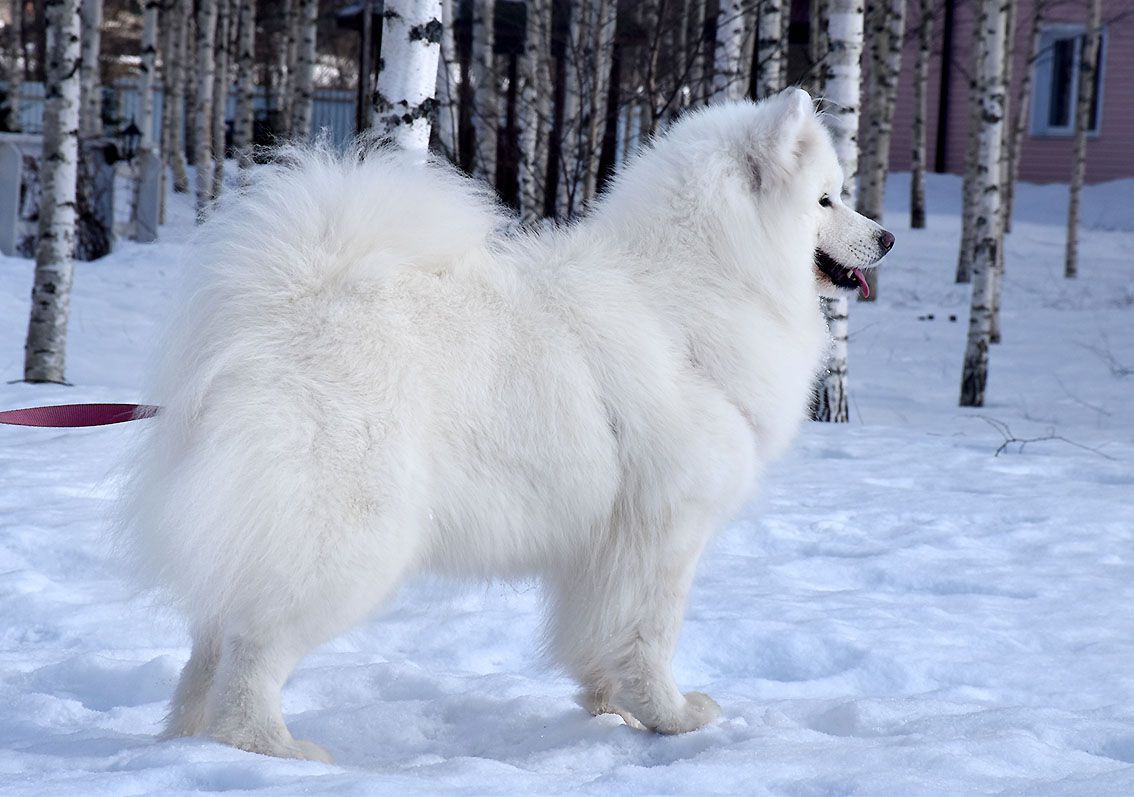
[121, 88, 893, 762]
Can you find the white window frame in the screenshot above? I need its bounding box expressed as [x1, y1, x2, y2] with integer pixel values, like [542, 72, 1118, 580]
[1030, 23, 1107, 138]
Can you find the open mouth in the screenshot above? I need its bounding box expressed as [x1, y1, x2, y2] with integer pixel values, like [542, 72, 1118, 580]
[815, 250, 871, 299]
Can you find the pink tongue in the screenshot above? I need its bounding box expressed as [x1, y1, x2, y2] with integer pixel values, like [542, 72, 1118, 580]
[852, 267, 870, 299]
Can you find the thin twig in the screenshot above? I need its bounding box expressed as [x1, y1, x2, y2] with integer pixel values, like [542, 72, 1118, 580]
[978, 416, 1116, 460]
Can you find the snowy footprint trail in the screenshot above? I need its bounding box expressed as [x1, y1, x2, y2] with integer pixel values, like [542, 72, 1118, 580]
[2, 175, 1134, 795]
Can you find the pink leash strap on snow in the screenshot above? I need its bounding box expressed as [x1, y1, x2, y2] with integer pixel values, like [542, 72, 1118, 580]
[0, 403, 161, 427]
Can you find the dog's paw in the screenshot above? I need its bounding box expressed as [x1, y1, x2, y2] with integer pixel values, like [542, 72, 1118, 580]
[652, 691, 721, 735]
[290, 738, 335, 764]
[579, 688, 647, 730]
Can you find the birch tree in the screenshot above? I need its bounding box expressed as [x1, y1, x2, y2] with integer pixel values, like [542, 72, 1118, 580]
[233, 0, 256, 168]
[2, 0, 24, 131]
[138, 0, 160, 151]
[557, 0, 617, 217]
[856, 0, 904, 302]
[165, 0, 190, 192]
[990, 0, 1015, 344]
[435, 0, 459, 163]
[1004, 0, 1046, 232]
[194, 0, 217, 219]
[808, 0, 829, 95]
[909, 0, 933, 229]
[470, 0, 498, 185]
[958, 0, 1007, 408]
[713, 0, 753, 101]
[211, 0, 232, 198]
[1065, 0, 1103, 280]
[79, 0, 103, 137]
[955, 24, 984, 284]
[373, 0, 442, 152]
[289, 0, 317, 140]
[518, 0, 553, 223]
[755, 0, 786, 99]
[813, 0, 863, 424]
[25, 0, 82, 384]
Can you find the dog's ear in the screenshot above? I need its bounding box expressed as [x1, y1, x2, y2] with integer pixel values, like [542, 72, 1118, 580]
[769, 88, 815, 168]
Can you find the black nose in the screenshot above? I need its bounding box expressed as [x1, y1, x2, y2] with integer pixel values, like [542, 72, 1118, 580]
[878, 230, 895, 254]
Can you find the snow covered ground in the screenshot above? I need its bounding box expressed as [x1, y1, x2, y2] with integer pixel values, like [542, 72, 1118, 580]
[1, 172, 1133, 795]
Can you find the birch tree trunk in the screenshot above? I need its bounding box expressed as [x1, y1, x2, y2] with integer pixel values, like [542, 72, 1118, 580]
[687, 0, 708, 106]
[139, 0, 160, 151]
[856, 0, 904, 301]
[583, 0, 617, 203]
[470, 0, 497, 185]
[194, 0, 217, 220]
[755, 0, 785, 99]
[909, 0, 932, 229]
[518, 0, 553, 223]
[281, 0, 299, 135]
[990, 0, 1015, 344]
[168, 0, 190, 192]
[813, 0, 864, 424]
[373, 0, 442, 152]
[159, 0, 175, 219]
[958, 0, 1007, 408]
[435, 0, 459, 163]
[557, 2, 583, 217]
[712, 0, 753, 101]
[289, 0, 317, 140]
[2, 0, 24, 131]
[269, 0, 292, 134]
[955, 25, 984, 284]
[808, 0, 829, 95]
[78, 0, 102, 137]
[1065, 0, 1102, 280]
[25, 0, 82, 384]
[1004, 0, 1046, 233]
[233, 0, 256, 168]
[211, 0, 232, 199]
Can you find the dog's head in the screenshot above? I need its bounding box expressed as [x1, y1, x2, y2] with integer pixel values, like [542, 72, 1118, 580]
[753, 89, 894, 298]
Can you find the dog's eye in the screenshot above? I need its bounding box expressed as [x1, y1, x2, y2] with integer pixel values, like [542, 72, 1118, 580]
[818, 194, 832, 208]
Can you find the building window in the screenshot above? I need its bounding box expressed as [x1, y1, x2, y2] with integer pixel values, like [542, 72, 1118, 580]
[1031, 24, 1106, 137]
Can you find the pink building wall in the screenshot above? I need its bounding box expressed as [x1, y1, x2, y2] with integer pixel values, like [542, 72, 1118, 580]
[885, 0, 1134, 185]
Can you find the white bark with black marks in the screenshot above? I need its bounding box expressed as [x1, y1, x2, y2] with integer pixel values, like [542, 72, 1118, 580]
[959, 0, 1007, 408]
[373, 0, 442, 152]
[1065, 0, 1102, 280]
[194, 0, 217, 220]
[755, 0, 785, 99]
[910, 0, 933, 229]
[955, 22, 986, 285]
[138, 0, 160, 151]
[290, 0, 317, 139]
[233, 0, 257, 167]
[814, 0, 863, 424]
[79, 0, 103, 138]
[990, 0, 1015, 344]
[712, 0, 752, 101]
[167, 0, 191, 193]
[212, 0, 233, 199]
[26, 0, 82, 384]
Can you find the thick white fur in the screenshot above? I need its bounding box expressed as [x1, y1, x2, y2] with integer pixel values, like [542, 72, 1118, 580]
[120, 88, 887, 762]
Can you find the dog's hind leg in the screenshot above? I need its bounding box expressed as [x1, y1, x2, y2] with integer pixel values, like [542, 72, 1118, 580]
[161, 624, 222, 739]
[555, 527, 719, 735]
[201, 627, 335, 763]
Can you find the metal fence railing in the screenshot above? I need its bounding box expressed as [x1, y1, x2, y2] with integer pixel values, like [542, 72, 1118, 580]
[3, 81, 358, 148]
